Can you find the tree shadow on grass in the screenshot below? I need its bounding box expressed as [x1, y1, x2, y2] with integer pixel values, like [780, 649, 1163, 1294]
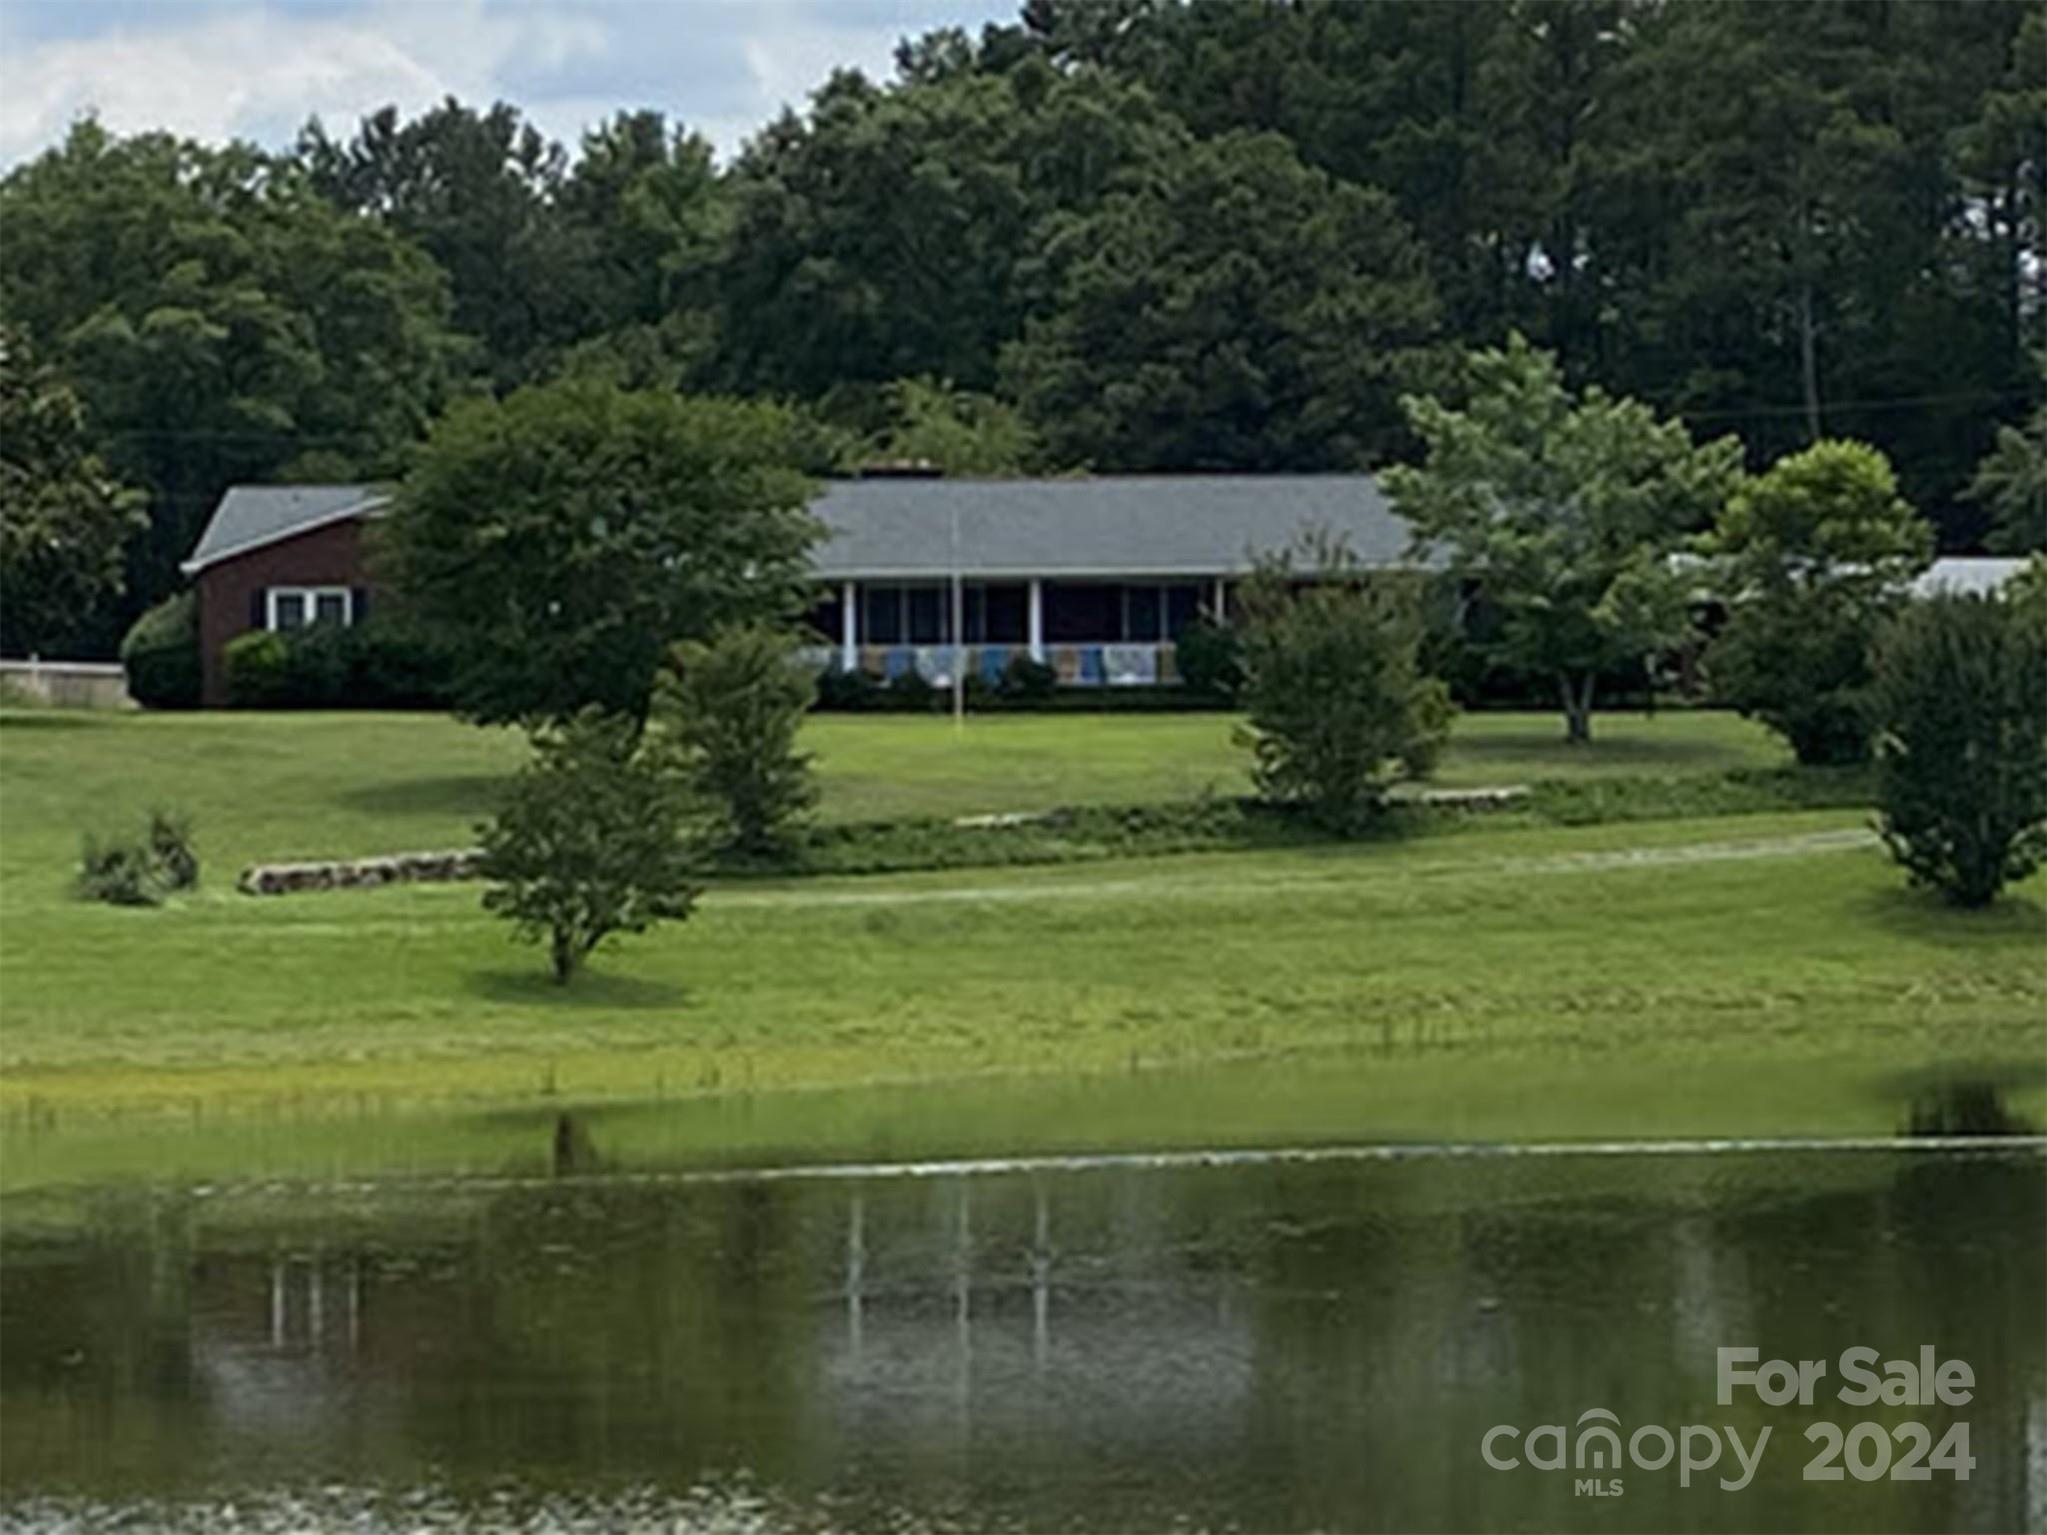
[1455, 729, 1748, 770]
[1853, 882, 2047, 947]
[467, 968, 692, 1010]
[0, 711, 106, 730]
[336, 774, 504, 820]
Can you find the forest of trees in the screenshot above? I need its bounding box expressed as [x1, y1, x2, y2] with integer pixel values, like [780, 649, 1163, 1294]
[1, 0, 2041, 657]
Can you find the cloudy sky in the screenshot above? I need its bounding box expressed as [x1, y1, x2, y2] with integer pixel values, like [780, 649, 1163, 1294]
[0, 0, 1016, 167]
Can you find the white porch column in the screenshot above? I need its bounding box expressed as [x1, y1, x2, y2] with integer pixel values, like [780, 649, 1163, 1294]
[1212, 576, 1227, 621]
[1028, 578, 1045, 662]
[840, 580, 858, 671]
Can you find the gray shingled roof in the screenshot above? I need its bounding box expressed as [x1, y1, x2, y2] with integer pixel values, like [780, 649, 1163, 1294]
[810, 474, 1413, 578]
[181, 485, 389, 573]
[184, 474, 1417, 579]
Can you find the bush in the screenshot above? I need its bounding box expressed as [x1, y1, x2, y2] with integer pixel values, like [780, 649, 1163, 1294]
[1174, 617, 1242, 702]
[76, 806, 199, 905]
[479, 709, 701, 983]
[1236, 558, 1455, 833]
[814, 665, 885, 712]
[1870, 593, 2047, 907]
[119, 592, 201, 710]
[886, 667, 939, 712]
[147, 807, 199, 890]
[77, 835, 162, 906]
[224, 630, 294, 708]
[1000, 654, 1058, 703]
[1707, 593, 1879, 765]
[223, 620, 455, 709]
[657, 625, 818, 857]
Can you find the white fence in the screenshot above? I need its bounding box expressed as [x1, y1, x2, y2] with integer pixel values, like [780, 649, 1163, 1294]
[0, 658, 134, 710]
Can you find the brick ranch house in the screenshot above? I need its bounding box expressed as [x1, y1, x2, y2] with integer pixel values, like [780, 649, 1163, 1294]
[180, 475, 1415, 706]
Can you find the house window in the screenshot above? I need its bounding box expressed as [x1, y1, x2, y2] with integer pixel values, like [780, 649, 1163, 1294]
[267, 586, 354, 631]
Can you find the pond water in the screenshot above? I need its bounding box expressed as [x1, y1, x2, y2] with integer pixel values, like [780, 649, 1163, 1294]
[2, 1146, 2042, 1532]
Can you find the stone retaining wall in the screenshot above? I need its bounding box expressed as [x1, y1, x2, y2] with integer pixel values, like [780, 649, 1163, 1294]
[238, 849, 484, 896]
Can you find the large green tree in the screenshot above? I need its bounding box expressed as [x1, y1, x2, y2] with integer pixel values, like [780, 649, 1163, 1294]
[717, 59, 1184, 404]
[1384, 334, 1744, 743]
[1003, 130, 1443, 470]
[1704, 439, 1933, 764]
[0, 329, 145, 655]
[384, 382, 819, 724]
[0, 121, 460, 626]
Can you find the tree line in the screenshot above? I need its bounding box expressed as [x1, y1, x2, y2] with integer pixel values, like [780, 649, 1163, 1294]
[2, 0, 2043, 658]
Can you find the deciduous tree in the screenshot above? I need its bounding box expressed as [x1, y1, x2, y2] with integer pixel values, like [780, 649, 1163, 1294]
[1383, 334, 1742, 744]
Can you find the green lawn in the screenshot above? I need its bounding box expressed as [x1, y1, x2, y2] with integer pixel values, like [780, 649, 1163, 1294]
[2, 707, 2038, 1190]
[0, 706, 1785, 881]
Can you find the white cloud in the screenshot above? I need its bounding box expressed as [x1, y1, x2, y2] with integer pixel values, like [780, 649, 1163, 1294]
[0, 0, 610, 164]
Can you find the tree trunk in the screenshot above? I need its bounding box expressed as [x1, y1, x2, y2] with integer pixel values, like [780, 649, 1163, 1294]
[550, 928, 576, 984]
[1559, 673, 1594, 745]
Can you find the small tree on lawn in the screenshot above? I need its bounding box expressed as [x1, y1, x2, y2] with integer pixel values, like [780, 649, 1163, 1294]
[1235, 542, 1454, 833]
[479, 709, 700, 983]
[1705, 439, 1932, 765]
[1383, 334, 1743, 744]
[655, 624, 818, 858]
[1870, 593, 2047, 908]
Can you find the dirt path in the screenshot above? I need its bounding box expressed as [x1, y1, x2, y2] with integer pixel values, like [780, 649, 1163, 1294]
[719, 826, 1878, 913]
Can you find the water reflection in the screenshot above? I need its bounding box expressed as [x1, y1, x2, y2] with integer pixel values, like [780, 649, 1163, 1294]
[2, 1149, 2041, 1532]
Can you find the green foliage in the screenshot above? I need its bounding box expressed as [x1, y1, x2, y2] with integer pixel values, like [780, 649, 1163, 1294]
[1706, 440, 1933, 765]
[1968, 406, 2047, 554]
[118, 592, 200, 710]
[868, 377, 1041, 475]
[1000, 654, 1058, 703]
[1234, 550, 1454, 832]
[0, 122, 461, 618]
[386, 382, 818, 724]
[1173, 616, 1243, 703]
[1385, 334, 1743, 745]
[656, 625, 819, 857]
[1870, 593, 2047, 907]
[223, 632, 294, 709]
[478, 710, 701, 983]
[0, 328, 145, 655]
[146, 808, 199, 891]
[76, 836, 161, 908]
[1004, 131, 1442, 470]
[1707, 597, 1877, 767]
[813, 666, 886, 713]
[222, 621, 454, 710]
[76, 806, 198, 906]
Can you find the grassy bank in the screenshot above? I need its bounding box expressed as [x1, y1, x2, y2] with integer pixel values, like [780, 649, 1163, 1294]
[3, 708, 2039, 1190]
[0, 707, 1785, 882]
[3, 809, 2040, 1127]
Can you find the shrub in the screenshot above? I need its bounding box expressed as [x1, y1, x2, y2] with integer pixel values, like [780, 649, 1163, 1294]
[479, 709, 701, 983]
[999, 654, 1058, 703]
[119, 592, 201, 710]
[814, 665, 884, 712]
[886, 667, 939, 712]
[222, 620, 455, 709]
[77, 835, 162, 906]
[1870, 592, 2047, 907]
[1708, 594, 1878, 765]
[1174, 617, 1242, 702]
[76, 805, 199, 905]
[224, 630, 293, 708]
[147, 807, 199, 890]
[1235, 554, 1455, 833]
[657, 625, 818, 857]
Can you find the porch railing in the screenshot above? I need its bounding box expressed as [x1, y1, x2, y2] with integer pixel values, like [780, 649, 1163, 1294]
[799, 643, 1182, 687]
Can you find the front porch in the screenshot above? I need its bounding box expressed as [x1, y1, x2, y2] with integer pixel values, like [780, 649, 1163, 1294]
[804, 577, 1230, 688]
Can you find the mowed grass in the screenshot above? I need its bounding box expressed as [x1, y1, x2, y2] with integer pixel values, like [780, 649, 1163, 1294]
[2, 707, 2038, 1190]
[0, 706, 1786, 884]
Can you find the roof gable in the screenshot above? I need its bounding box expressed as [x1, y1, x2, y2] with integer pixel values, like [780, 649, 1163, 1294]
[181, 485, 388, 574]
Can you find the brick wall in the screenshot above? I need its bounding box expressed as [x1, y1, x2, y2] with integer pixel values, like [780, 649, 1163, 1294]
[195, 518, 375, 706]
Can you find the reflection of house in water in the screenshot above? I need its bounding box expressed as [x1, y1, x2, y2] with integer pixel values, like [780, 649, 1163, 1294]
[819, 1183, 1257, 1460]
